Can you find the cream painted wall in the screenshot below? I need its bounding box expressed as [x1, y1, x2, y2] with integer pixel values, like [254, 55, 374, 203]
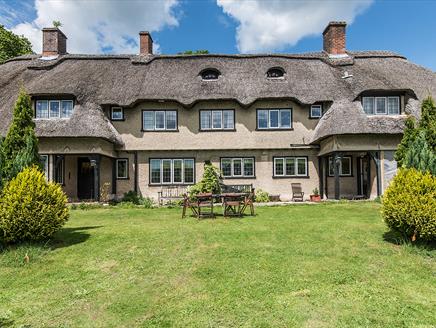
[131, 149, 320, 202]
[111, 99, 320, 151]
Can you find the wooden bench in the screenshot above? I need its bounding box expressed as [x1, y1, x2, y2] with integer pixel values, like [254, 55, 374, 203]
[158, 186, 187, 206]
[220, 183, 254, 194]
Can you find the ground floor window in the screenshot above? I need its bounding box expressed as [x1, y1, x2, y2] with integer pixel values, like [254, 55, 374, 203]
[116, 159, 129, 179]
[273, 157, 307, 177]
[54, 155, 65, 185]
[328, 156, 352, 176]
[40, 154, 49, 179]
[220, 157, 255, 178]
[150, 158, 195, 185]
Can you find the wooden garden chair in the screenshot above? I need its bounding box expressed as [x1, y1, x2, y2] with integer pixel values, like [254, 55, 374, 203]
[291, 183, 304, 202]
[181, 194, 198, 218]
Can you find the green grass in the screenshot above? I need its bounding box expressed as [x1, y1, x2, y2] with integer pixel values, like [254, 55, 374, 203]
[0, 202, 435, 327]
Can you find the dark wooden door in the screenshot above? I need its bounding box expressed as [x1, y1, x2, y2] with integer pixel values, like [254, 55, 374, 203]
[77, 157, 94, 200]
[358, 156, 370, 197]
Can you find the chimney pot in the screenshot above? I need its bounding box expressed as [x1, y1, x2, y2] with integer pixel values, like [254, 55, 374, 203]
[139, 31, 153, 55]
[323, 21, 346, 56]
[42, 28, 67, 57]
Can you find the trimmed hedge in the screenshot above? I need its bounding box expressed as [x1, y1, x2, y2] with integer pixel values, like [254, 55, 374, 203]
[382, 168, 436, 241]
[0, 166, 69, 244]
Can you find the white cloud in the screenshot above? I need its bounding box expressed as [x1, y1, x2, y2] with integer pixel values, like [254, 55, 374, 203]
[9, 0, 180, 54]
[217, 0, 373, 53]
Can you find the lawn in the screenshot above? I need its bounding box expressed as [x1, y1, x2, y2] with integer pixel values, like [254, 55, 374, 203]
[0, 202, 435, 327]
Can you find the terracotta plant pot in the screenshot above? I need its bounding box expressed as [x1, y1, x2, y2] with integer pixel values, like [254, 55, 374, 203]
[310, 195, 321, 202]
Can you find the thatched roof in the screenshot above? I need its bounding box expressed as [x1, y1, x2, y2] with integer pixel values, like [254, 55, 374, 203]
[0, 51, 435, 145]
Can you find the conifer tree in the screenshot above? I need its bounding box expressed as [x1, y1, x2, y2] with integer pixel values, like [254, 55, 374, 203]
[403, 130, 436, 175]
[1, 89, 40, 184]
[395, 116, 417, 167]
[418, 96, 436, 151]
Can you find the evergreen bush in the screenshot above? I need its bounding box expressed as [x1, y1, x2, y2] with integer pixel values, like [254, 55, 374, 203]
[188, 163, 221, 198]
[382, 168, 436, 241]
[0, 166, 69, 244]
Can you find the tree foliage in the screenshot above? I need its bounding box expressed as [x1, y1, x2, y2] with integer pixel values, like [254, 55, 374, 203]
[0, 89, 40, 186]
[395, 96, 436, 174]
[0, 25, 33, 64]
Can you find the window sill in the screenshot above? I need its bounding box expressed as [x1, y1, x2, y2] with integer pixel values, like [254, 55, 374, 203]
[327, 175, 354, 178]
[141, 129, 179, 133]
[148, 183, 195, 187]
[309, 116, 321, 120]
[222, 176, 256, 179]
[199, 129, 236, 132]
[111, 118, 125, 122]
[272, 175, 310, 179]
[116, 177, 130, 180]
[255, 128, 293, 131]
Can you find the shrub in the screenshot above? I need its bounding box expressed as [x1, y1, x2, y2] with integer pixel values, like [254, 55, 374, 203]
[121, 191, 141, 205]
[0, 166, 69, 244]
[140, 197, 155, 209]
[382, 168, 436, 241]
[188, 163, 221, 198]
[255, 189, 269, 203]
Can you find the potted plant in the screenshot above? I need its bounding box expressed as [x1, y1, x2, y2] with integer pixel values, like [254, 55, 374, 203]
[310, 188, 321, 202]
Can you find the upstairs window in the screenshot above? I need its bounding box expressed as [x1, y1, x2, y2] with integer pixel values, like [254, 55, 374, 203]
[111, 107, 124, 121]
[266, 67, 285, 79]
[257, 109, 292, 130]
[362, 96, 400, 115]
[200, 69, 220, 81]
[200, 110, 234, 130]
[310, 104, 322, 118]
[35, 100, 74, 119]
[142, 110, 177, 131]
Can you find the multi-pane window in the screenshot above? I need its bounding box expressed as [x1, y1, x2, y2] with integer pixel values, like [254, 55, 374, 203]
[273, 157, 307, 177]
[310, 105, 322, 118]
[40, 155, 49, 179]
[142, 110, 177, 131]
[149, 159, 195, 184]
[220, 158, 255, 178]
[116, 159, 128, 179]
[328, 156, 352, 176]
[257, 109, 292, 129]
[111, 107, 124, 120]
[200, 110, 234, 130]
[35, 100, 74, 119]
[362, 96, 400, 115]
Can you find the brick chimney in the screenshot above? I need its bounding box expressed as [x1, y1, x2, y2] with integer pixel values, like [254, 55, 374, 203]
[42, 28, 67, 57]
[139, 31, 153, 55]
[323, 21, 346, 56]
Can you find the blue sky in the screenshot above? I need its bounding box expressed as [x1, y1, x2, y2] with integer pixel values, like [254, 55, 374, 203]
[1, 0, 435, 70]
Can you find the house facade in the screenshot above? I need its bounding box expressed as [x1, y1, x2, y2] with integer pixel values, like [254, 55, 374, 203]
[1, 22, 435, 201]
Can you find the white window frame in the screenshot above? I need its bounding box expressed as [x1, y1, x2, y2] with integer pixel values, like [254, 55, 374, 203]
[60, 100, 74, 118]
[387, 96, 400, 115]
[149, 158, 195, 185]
[200, 110, 234, 131]
[328, 156, 352, 176]
[274, 157, 307, 177]
[257, 109, 292, 130]
[111, 107, 124, 121]
[142, 110, 177, 131]
[310, 105, 322, 118]
[362, 97, 375, 115]
[49, 100, 61, 118]
[375, 97, 387, 115]
[116, 159, 128, 179]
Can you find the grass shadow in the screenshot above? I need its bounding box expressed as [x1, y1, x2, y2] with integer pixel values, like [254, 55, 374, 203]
[383, 230, 436, 252]
[50, 225, 102, 250]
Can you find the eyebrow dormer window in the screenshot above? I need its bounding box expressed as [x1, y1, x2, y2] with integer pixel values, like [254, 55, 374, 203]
[35, 99, 74, 119]
[266, 67, 285, 79]
[200, 69, 220, 81]
[362, 96, 400, 115]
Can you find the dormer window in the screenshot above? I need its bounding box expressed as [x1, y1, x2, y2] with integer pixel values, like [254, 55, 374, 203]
[200, 69, 220, 81]
[111, 107, 124, 121]
[266, 67, 285, 79]
[362, 96, 400, 115]
[35, 99, 74, 119]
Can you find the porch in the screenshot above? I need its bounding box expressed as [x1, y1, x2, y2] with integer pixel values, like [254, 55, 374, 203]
[317, 135, 400, 200]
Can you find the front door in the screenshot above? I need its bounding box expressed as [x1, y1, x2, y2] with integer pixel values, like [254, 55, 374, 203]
[77, 157, 94, 200]
[358, 156, 369, 197]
